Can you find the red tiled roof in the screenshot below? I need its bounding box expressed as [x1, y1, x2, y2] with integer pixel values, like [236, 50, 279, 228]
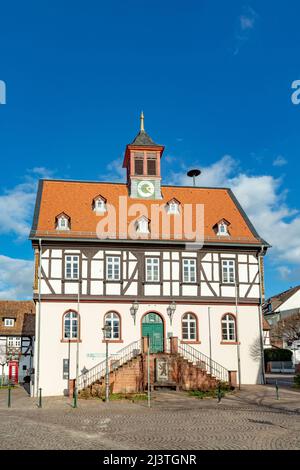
[30, 180, 266, 245]
[0, 301, 35, 336]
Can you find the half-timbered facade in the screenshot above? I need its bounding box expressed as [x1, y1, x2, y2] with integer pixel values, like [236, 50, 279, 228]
[30, 115, 269, 396]
[0, 301, 35, 386]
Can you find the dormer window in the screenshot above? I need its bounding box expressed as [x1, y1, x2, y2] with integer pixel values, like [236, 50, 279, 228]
[4, 318, 15, 327]
[56, 213, 70, 231]
[167, 198, 180, 215]
[136, 216, 150, 233]
[93, 195, 107, 213]
[214, 219, 230, 236]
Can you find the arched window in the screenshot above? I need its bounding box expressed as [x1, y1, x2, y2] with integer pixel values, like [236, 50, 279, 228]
[221, 314, 236, 342]
[104, 312, 120, 340]
[182, 313, 197, 341]
[63, 311, 79, 340]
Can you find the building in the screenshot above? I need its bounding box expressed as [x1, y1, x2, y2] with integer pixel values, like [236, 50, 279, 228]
[263, 285, 300, 360]
[263, 285, 300, 326]
[0, 301, 35, 385]
[30, 115, 269, 397]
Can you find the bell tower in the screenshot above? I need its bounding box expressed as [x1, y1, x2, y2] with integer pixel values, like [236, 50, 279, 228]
[123, 113, 164, 199]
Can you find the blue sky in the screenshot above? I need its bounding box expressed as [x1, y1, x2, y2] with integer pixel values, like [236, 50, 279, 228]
[0, 0, 300, 299]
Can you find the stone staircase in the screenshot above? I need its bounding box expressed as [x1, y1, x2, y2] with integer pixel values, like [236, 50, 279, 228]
[77, 338, 231, 398]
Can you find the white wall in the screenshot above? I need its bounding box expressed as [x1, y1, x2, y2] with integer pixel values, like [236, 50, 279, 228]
[35, 301, 263, 396]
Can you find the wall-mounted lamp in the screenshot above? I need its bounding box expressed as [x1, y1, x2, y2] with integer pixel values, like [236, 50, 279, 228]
[130, 300, 139, 325]
[167, 301, 176, 325]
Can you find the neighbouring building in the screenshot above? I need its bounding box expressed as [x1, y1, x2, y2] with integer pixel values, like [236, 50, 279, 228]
[30, 115, 269, 397]
[263, 285, 300, 360]
[263, 285, 300, 326]
[0, 301, 35, 385]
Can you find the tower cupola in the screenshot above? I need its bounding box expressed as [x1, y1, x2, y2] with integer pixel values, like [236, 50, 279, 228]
[122, 113, 164, 199]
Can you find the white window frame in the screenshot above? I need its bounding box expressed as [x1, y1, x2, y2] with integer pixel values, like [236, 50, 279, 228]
[63, 311, 79, 340]
[222, 259, 235, 284]
[137, 218, 149, 234]
[221, 314, 236, 342]
[183, 258, 197, 283]
[4, 318, 14, 327]
[167, 201, 179, 215]
[182, 313, 197, 341]
[7, 337, 21, 348]
[94, 198, 107, 213]
[145, 257, 160, 282]
[104, 312, 120, 340]
[65, 255, 79, 280]
[106, 256, 121, 281]
[217, 223, 228, 236]
[57, 215, 70, 231]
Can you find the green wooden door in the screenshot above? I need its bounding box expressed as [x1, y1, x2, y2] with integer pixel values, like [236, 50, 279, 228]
[142, 313, 164, 353]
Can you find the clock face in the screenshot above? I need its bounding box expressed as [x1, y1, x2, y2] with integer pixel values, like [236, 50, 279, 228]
[137, 180, 155, 198]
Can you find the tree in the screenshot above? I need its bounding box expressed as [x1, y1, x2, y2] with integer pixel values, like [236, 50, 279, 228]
[271, 313, 300, 345]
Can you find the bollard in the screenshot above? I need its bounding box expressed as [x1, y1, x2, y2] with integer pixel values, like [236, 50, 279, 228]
[217, 383, 222, 403]
[275, 380, 279, 400]
[8, 386, 11, 408]
[73, 387, 78, 408]
[38, 388, 42, 408]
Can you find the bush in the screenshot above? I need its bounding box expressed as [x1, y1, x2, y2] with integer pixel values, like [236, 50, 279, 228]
[264, 348, 292, 363]
[294, 374, 300, 388]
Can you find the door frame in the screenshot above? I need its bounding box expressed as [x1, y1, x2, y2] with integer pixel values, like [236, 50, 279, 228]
[140, 311, 166, 353]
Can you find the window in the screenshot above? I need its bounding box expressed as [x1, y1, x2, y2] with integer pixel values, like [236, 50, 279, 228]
[222, 259, 235, 284]
[57, 215, 70, 230]
[221, 314, 236, 342]
[147, 158, 156, 175]
[183, 258, 197, 283]
[167, 200, 180, 215]
[7, 337, 21, 348]
[94, 198, 106, 213]
[134, 157, 144, 175]
[106, 256, 120, 280]
[65, 255, 79, 279]
[146, 258, 160, 282]
[4, 318, 14, 327]
[218, 223, 228, 235]
[136, 217, 149, 233]
[63, 311, 79, 340]
[104, 312, 120, 340]
[182, 313, 197, 341]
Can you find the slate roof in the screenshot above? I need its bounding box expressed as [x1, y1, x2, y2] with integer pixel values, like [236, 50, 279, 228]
[0, 301, 35, 336]
[131, 130, 159, 146]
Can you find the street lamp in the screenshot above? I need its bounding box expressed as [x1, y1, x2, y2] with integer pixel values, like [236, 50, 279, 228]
[167, 301, 176, 325]
[102, 324, 112, 403]
[130, 301, 139, 325]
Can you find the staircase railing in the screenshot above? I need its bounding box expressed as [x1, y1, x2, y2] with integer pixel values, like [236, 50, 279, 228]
[178, 341, 229, 383]
[77, 339, 143, 391]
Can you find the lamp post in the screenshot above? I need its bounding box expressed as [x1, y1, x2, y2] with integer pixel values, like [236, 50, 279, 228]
[167, 301, 176, 325]
[130, 301, 139, 325]
[102, 324, 112, 403]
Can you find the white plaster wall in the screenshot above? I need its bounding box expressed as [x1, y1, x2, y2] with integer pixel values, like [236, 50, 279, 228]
[278, 290, 300, 311]
[35, 301, 263, 396]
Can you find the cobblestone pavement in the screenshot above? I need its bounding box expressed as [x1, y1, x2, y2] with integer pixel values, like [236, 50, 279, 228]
[0, 386, 299, 450]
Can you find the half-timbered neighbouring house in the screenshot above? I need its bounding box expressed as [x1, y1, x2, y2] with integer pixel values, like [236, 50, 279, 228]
[0, 301, 35, 386]
[30, 115, 269, 397]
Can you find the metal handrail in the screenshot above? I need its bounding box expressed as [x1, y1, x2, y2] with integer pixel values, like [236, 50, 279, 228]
[178, 341, 229, 383]
[77, 339, 142, 391]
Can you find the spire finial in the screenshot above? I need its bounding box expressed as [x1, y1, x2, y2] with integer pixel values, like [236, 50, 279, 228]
[140, 111, 145, 132]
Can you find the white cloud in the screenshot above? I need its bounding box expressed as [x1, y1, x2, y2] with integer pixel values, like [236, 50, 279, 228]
[100, 158, 126, 182]
[0, 167, 54, 240]
[234, 6, 258, 55]
[0, 255, 33, 300]
[273, 155, 288, 167]
[166, 154, 300, 268]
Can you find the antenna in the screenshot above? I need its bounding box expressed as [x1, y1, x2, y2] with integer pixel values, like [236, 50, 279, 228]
[187, 169, 201, 187]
